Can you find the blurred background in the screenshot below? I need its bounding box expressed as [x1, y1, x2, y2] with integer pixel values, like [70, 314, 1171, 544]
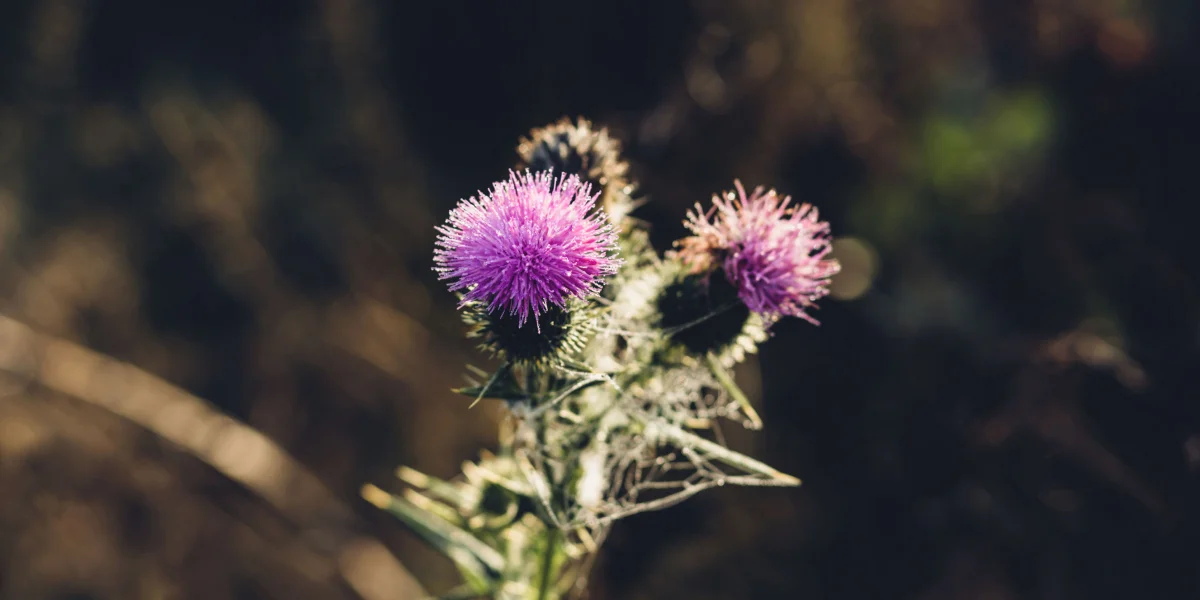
[1, 0, 1198, 598]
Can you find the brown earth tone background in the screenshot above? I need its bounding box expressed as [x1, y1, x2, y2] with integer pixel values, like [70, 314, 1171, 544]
[1, 0, 1198, 598]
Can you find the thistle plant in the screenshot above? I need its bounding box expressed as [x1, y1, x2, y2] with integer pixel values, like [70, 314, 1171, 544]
[362, 118, 840, 599]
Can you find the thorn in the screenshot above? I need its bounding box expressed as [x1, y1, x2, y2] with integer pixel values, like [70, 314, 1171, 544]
[771, 471, 802, 486]
[361, 483, 392, 509]
[396, 466, 430, 488]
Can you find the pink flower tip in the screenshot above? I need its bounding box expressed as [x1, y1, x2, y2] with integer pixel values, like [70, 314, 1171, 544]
[678, 180, 841, 325]
[434, 170, 621, 330]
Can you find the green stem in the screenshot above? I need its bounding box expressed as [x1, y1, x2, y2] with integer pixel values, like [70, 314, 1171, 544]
[536, 527, 560, 600]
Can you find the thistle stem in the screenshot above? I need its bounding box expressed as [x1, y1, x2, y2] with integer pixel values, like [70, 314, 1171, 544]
[536, 527, 560, 600]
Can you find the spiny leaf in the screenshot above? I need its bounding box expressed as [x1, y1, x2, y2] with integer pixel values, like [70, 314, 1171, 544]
[362, 484, 504, 587]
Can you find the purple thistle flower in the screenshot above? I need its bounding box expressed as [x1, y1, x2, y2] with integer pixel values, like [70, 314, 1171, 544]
[434, 170, 621, 330]
[679, 181, 840, 325]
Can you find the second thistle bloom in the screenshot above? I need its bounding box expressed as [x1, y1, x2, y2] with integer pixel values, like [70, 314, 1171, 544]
[435, 170, 621, 329]
[678, 181, 841, 325]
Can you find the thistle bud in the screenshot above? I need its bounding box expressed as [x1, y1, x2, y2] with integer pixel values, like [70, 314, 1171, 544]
[517, 117, 635, 226]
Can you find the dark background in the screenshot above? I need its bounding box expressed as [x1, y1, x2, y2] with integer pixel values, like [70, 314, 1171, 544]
[1, 0, 1199, 598]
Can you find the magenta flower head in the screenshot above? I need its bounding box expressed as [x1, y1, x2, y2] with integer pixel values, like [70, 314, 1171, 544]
[678, 181, 841, 325]
[434, 170, 621, 330]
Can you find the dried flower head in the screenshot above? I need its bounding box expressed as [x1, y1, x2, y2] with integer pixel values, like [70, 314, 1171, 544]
[678, 181, 841, 324]
[435, 170, 621, 329]
[518, 117, 634, 225]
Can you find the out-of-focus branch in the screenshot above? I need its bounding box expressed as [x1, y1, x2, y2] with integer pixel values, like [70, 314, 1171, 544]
[0, 313, 427, 600]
